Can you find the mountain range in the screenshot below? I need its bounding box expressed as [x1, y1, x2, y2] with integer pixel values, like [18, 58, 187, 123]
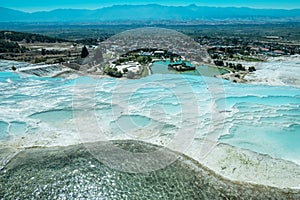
[0, 4, 300, 22]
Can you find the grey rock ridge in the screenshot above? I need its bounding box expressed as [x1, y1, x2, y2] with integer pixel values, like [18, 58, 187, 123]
[0, 4, 300, 22]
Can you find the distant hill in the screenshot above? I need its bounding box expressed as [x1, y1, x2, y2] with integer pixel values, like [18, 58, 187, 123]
[0, 4, 300, 22]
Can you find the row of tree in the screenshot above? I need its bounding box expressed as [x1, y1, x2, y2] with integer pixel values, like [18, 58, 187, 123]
[214, 60, 256, 72]
[0, 31, 67, 43]
[104, 67, 122, 78]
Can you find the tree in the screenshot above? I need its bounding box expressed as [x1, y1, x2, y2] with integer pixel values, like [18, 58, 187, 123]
[248, 66, 256, 72]
[170, 57, 174, 63]
[137, 56, 146, 64]
[211, 54, 219, 59]
[81, 46, 89, 58]
[122, 68, 128, 73]
[41, 48, 46, 56]
[214, 60, 224, 66]
[236, 63, 243, 70]
[104, 67, 123, 78]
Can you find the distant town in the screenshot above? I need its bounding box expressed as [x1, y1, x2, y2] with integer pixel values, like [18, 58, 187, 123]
[1, 22, 299, 81]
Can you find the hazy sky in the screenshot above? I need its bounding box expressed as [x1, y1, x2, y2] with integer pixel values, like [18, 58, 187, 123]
[1, 0, 300, 12]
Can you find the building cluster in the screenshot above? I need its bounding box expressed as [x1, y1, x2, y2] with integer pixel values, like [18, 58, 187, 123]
[98, 29, 211, 66]
[196, 35, 300, 62]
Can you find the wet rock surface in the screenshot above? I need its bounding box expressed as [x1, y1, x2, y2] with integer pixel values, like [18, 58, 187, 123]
[0, 140, 299, 199]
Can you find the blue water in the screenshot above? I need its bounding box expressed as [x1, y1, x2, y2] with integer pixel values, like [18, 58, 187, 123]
[0, 62, 299, 165]
[151, 61, 229, 76]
